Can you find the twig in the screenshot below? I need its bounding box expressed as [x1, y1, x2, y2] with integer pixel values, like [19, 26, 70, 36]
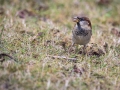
[0, 53, 17, 62]
[47, 55, 77, 61]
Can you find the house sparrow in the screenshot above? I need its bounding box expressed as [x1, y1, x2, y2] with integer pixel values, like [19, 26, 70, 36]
[71, 16, 92, 53]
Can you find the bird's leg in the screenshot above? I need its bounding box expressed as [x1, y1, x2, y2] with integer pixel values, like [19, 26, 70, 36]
[68, 42, 74, 52]
[82, 45, 86, 55]
[75, 44, 79, 53]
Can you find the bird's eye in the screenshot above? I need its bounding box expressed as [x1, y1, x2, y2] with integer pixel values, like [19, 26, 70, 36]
[80, 18, 84, 21]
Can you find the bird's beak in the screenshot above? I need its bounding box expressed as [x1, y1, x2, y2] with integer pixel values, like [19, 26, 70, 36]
[73, 17, 79, 22]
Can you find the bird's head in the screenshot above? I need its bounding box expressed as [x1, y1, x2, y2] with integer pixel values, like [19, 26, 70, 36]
[73, 16, 92, 29]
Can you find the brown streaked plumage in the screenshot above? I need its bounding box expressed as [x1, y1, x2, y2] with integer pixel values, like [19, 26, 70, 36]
[71, 16, 92, 53]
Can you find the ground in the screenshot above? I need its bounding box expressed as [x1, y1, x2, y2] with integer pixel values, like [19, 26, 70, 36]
[0, 0, 120, 90]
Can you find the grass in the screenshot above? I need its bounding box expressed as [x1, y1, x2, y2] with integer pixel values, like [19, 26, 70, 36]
[0, 0, 120, 90]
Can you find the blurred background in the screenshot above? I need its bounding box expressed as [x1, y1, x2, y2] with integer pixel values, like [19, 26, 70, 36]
[1, 0, 120, 27]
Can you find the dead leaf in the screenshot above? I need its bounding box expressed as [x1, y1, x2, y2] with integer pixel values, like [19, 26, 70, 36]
[87, 43, 105, 57]
[73, 65, 85, 75]
[16, 9, 35, 19]
[111, 28, 120, 37]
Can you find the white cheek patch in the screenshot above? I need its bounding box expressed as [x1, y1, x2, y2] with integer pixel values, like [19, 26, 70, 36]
[80, 21, 91, 30]
[80, 21, 88, 26]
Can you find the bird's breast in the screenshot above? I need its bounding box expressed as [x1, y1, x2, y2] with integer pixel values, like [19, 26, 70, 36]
[72, 29, 92, 45]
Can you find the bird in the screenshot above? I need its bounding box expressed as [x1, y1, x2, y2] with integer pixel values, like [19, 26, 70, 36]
[71, 16, 92, 54]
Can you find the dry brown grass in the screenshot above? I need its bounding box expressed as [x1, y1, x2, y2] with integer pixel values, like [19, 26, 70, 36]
[0, 0, 120, 90]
